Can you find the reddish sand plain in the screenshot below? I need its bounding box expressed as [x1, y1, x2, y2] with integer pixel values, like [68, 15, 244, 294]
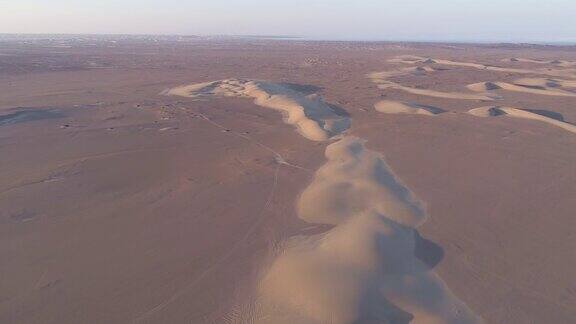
[1, 36, 575, 323]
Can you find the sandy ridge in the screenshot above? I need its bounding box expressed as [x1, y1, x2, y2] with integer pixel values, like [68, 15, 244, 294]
[368, 68, 496, 101]
[164, 80, 482, 323]
[390, 55, 576, 79]
[503, 57, 576, 68]
[467, 80, 576, 97]
[256, 137, 481, 323]
[375, 100, 445, 115]
[164, 79, 350, 141]
[468, 106, 576, 134]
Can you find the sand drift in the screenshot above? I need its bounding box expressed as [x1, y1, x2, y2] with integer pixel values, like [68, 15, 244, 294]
[390, 55, 576, 79]
[468, 106, 576, 134]
[368, 68, 496, 101]
[165, 81, 481, 323]
[257, 137, 481, 323]
[375, 100, 446, 115]
[164, 79, 350, 141]
[373, 55, 576, 100]
[467, 80, 576, 97]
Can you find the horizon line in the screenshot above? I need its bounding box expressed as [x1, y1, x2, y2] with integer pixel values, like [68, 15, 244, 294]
[1, 32, 575, 46]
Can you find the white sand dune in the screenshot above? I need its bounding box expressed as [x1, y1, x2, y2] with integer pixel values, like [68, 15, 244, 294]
[467, 81, 576, 97]
[375, 100, 445, 115]
[468, 106, 576, 134]
[368, 69, 496, 101]
[390, 55, 576, 79]
[167, 78, 480, 323]
[255, 137, 481, 323]
[164, 79, 350, 141]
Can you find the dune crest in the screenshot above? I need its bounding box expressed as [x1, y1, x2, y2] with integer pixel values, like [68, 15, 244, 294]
[255, 137, 482, 323]
[503, 57, 576, 68]
[164, 79, 350, 141]
[375, 100, 445, 115]
[468, 106, 576, 134]
[389, 55, 576, 79]
[513, 77, 576, 89]
[467, 81, 576, 97]
[368, 69, 496, 101]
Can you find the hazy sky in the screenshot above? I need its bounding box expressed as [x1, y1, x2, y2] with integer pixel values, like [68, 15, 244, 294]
[1, 0, 575, 42]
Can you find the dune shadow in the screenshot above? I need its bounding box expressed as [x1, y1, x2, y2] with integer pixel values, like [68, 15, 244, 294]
[328, 103, 351, 117]
[0, 108, 64, 126]
[516, 84, 547, 90]
[524, 109, 567, 122]
[414, 104, 447, 115]
[280, 82, 323, 95]
[299, 223, 336, 236]
[356, 289, 414, 324]
[278, 82, 351, 117]
[414, 231, 444, 269]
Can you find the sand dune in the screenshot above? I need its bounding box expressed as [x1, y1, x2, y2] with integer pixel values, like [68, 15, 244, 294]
[503, 57, 576, 68]
[375, 100, 446, 115]
[390, 55, 576, 79]
[513, 77, 576, 88]
[468, 106, 576, 134]
[467, 81, 576, 97]
[368, 69, 496, 101]
[170, 79, 482, 322]
[164, 79, 350, 141]
[255, 137, 481, 323]
[390, 85, 496, 100]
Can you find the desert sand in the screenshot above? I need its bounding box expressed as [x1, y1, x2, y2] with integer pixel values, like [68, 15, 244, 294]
[1, 36, 576, 324]
[391, 54, 576, 78]
[468, 106, 576, 134]
[467, 81, 576, 97]
[256, 137, 480, 323]
[375, 100, 445, 115]
[368, 68, 497, 100]
[165, 80, 477, 322]
[164, 79, 350, 141]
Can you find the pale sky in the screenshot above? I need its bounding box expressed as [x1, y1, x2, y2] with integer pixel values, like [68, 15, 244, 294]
[1, 0, 575, 42]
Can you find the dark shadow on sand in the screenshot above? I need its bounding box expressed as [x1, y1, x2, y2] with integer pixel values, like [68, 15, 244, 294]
[524, 109, 567, 122]
[328, 103, 351, 117]
[414, 104, 447, 115]
[0, 108, 64, 126]
[281, 82, 323, 95]
[414, 231, 444, 269]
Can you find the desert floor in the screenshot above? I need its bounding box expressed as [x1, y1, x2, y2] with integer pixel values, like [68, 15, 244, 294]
[1, 36, 575, 323]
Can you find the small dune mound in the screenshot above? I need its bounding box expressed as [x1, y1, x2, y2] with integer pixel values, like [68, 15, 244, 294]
[467, 81, 502, 92]
[387, 55, 427, 64]
[164, 79, 350, 141]
[412, 66, 436, 73]
[468, 79, 576, 97]
[467, 106, 506, 117]
[468, 106, 576, 134]
[482, 82, 502, 91]
[375, 100, 445, 116]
